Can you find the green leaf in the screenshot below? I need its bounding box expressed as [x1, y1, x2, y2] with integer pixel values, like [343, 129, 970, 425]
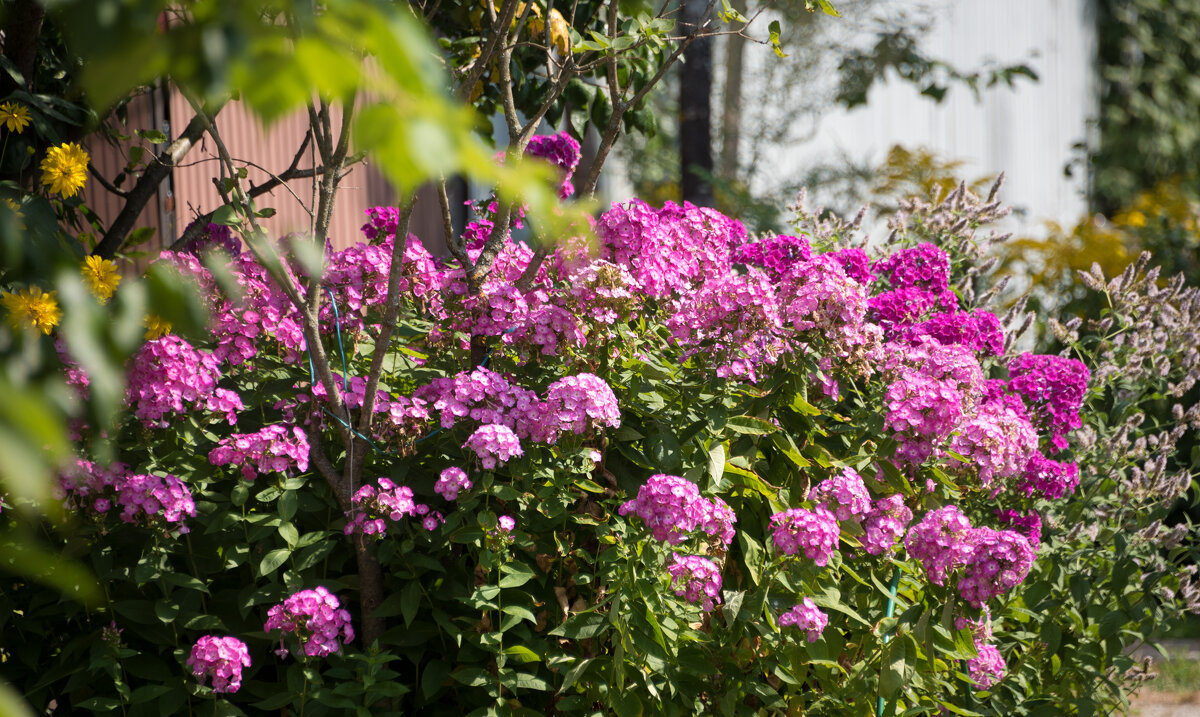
[400, 580, 422, 628]
[278, 522, 299, 548]
[500, 562, 536, 588]
[879, 636, 907, 700]
[725, 415, 778, 435]
[502, 645, 541, 663]
[259, 548, 290, 576]
[278, 491, 298, 521]
[550, 612, 608, 639]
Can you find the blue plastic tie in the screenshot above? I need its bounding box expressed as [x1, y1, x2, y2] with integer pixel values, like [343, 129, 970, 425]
[877, 567, 901, 717]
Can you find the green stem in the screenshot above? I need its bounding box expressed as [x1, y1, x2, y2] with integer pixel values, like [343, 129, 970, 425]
[876, 567, 901, 717]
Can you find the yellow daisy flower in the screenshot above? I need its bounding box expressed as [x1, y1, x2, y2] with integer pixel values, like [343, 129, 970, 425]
[40, 142, 90, 199]
[81, 255, 121, 304]
[144, 314, 173, 339]
[0, 102, 31, 133]
[2, 286, 62, 334]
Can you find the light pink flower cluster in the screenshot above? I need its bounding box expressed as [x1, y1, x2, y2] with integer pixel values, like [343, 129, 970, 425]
[187, 635, 250, 693]
[780, 256, 868, 342]
[563, 259, 641, 326]
[597, 199, 744, 299]
[464, 423, 524, 469]
[540, 373, 622, 439]
[619, 474, 737, 546]
[117, 473, 196, 534]
[264, 586, 355, 658]
[345, 477, 429, 537]
[57, 459, 127, 515]
[884, 370, 967, 467]
[810, 467, 871, 522]
[769, 507, 840, 566]
[862, 494, 913, 556]
[126, 335, 243, 427]
[434, 467, 472, 501]
[666, 553, 722, 612]
[1006, 353, 1090, 451]
[322, 231, 445, 330]
[903, 505, 975, 586]
[778, 598, 829, 642]
[415, 367, 542, 436]
[946, 400, 1038, 490]
[666, 268, 786, 382]
[208, 425, 310, 481]
[957, 528, 1036, 607]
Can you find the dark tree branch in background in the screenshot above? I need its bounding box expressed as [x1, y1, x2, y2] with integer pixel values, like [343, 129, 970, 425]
[93, 105, 224, 259]
[88, 165, 130, 198]
[0, 0, 44, 97]
[680, 0, 715, 207]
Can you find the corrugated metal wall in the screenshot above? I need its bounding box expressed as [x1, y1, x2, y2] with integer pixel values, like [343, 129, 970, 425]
[758, 0, 1097, 229]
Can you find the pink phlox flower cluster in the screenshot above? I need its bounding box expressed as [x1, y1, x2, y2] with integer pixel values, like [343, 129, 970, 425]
[435, 467, 472, 501]
[904, 505, 975, 586]
[780, 255, 869, 348]
[957, 527, 1036, 607]
[117, 473, 197, 534]
[208, 425, 310, 481]
[954, 613, 1004, 688]
[487, 514, 517, 548]
[414, 367, 541, 437]
[361, 206, 401, 241]
[187, 635, 250, 694]
[179, 222, 242, 258]
[1006, 353, 1090, 451]
[58, 459, 128, 514]
[946, 400, 1038, 489]
[503, 297, 587, 357]
[769, 507, 840, 566]
[884, 337, 984, 397]
[223, 252, 307, 362]
[666, 553, 722, 612]
[597, 199, 743, 299]
[666, 268, 787, 382]
[862, 494, 913, 556]
[915, 309, 1005, 356]
[55, 338, 89, 397]
[264, 586, 355, 658]
[561, 258, 641, 329]
[618, 474, 736, 546]
[884, 369, 966, 467]
[733, 234, 812, 279]
[810, 467, 871, 521]
[421, 509, 445, 531]
[995, 508, 1042, 547]
[498, 515, 516, 532]
[778, 597, 829, 642]
[374, 393, 433, 444]
[344, 477, 425, 537]
[873, 243, 951, 293]
[526, 131, 582, 197]
[826, 247, 875, 285]
[126, 335, 243, 427]
[464, 423, 524, 469]
[540, 373, 622, 440]
[1016, 452, 1080, 500]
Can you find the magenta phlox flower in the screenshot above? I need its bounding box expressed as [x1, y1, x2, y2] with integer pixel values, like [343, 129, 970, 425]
[825, 247, 875, 285]
[873, 243, 951, 293]
[264, 586, 355, 658]
[464, 423, 524, 469]
[1006, 353, 1090, 451]
[769, 507, 840, 565]
[733, 233, 813, 279]
[810, 467, 872, 522]
[904, 505, 974, 585]
[778, 597, 829, 642]
[116, 473, 196, 533]
[995, 508, 1042, 547]
[1015, 452, 1080, 500]
[208, 425, 310, 480]
[956, 528, 1035, 607]
[914, 309, 1005, 356]
[126, 335, 243, 427]
[619, 474, 735, 546]
[539, 373, 622, 440]
[946, 400, 1038, 489]
[414, 367, 542, 438]
[187, 635, 250, 693]
[862, 494, 913, 555]
[434, 467, 472, 501]
[666, 553, 722, 611]
[527, 132, 582, 197]
[344, 477, 426, 537]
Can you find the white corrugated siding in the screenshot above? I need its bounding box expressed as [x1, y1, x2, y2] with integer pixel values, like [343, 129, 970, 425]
[762, 0, 1096, 228]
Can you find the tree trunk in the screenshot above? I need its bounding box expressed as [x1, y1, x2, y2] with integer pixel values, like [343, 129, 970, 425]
[679, 0, 714, 207]
[719, 0, 746, 180]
